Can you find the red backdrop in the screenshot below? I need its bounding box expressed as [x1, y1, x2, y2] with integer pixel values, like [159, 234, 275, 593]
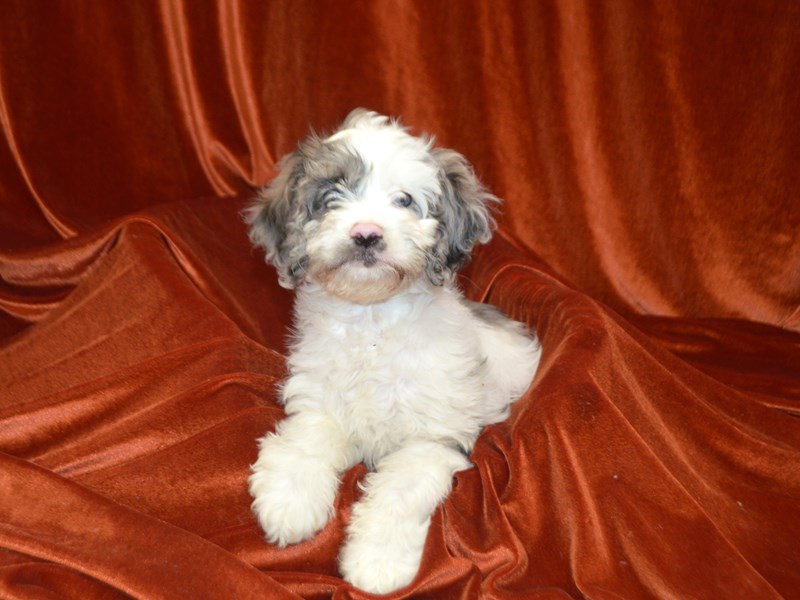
[1, 2, 799, 598]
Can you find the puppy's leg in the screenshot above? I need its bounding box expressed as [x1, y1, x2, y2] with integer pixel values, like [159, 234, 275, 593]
[469, 303, 540, 406]
[249, 411, 352, 546]
[339, 441, 471, 594]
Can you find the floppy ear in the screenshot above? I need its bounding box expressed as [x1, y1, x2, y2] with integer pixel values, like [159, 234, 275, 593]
[425, 148, 498, 285]
[243, 151, 308, 288]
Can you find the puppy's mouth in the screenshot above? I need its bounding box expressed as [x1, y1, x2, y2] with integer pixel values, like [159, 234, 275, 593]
[333, 250, 407, 278]
[354, 251, 407, 271]
[330, 242, 396, 269]
[351, 246, 380, 267]
[310, 250, 414, 304]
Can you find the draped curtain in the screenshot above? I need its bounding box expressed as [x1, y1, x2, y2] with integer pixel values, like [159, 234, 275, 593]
[1, 1, 799, 598]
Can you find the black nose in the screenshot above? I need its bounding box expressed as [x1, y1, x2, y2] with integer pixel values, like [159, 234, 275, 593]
[352, 232, 382, 248]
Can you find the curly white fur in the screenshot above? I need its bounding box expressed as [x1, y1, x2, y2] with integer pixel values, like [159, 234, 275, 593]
[245, 109, 540, 594]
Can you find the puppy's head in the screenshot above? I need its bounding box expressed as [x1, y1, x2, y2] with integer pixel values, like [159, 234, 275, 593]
[245, 109, 497, 304]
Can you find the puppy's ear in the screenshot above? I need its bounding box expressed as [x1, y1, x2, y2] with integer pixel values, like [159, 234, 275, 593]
[426, 148, 498, 285]
[244, 151, 308, 288]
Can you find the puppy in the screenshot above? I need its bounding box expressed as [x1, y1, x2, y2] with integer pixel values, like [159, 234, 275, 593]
[245, 109, 540, 594]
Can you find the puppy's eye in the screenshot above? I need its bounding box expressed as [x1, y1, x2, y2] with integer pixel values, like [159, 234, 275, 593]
[322, 189, 340, 208]
[392, 193, 414, 208]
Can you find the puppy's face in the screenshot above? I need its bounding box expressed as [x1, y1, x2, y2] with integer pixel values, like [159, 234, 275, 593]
[297, 122, 442, 304]
[246, 109, 497, 304]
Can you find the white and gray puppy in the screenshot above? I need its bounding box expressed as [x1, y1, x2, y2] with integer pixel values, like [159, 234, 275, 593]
[245, 109, 540, 594]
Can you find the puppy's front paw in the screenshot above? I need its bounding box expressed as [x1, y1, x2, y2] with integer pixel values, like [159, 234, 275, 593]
[339, 536, 423, 594]
[338, 503, 428, 594]
[249, 435, 338, 546]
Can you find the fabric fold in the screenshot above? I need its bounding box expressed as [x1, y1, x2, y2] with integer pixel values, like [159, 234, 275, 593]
[1, 1, 799, 597]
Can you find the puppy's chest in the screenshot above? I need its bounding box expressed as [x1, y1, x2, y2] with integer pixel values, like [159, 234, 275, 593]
[290, 304, 487, 457]
[316, 320, 417, 391]
[296, 316, 441, 413]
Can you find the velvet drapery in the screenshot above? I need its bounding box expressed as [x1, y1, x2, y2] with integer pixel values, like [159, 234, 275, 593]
[1, 1, 799, 598]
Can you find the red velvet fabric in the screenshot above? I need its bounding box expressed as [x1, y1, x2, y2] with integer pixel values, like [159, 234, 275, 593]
[1, 1, 799, 598]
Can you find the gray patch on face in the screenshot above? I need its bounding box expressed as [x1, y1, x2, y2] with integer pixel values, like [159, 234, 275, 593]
[244, 133, 372, 288]
[300, 137, 371, 219]
[244, 150, 308, 288]
[424, 148, 499, 286]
